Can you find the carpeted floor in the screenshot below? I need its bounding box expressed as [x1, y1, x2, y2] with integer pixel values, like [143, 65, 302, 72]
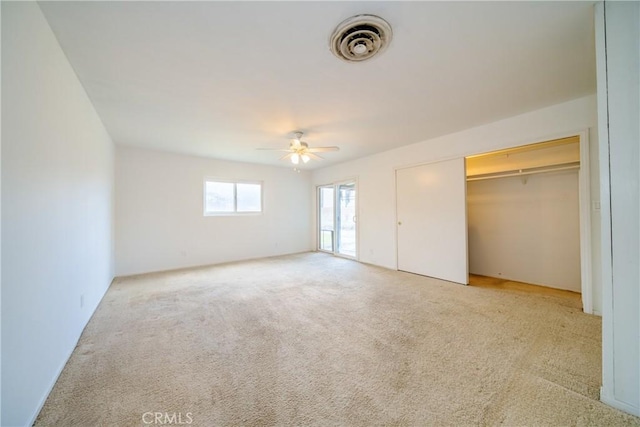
[36, 252, 640, 426]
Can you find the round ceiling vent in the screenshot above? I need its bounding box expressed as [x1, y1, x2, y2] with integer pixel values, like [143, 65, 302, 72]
[330, 14, 392, 63]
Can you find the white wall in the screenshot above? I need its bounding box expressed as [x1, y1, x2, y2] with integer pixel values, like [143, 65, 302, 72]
[596, 0, 640, 417]
[1, 2, 4, 422]
[1, 3, 115, 426]
[115, 147, 312, 276]
[311, 95, 601, 311]
[467, 170, 581, 291]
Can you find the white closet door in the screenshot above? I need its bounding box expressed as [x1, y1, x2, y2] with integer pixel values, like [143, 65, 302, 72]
[396, 158, 468, 284]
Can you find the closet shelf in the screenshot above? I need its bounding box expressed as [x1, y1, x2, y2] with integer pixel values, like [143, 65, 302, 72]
[466, 161, 580, 182]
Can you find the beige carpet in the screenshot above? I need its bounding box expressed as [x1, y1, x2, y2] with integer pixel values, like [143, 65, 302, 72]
[36, 252, 640, 426]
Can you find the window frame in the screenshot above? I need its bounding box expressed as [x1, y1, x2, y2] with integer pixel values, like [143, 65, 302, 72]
[203, 178, 263, 216]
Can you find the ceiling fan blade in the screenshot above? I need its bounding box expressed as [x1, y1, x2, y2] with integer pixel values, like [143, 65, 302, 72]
[306, 146, 340, 153]
[257, 148, 293, 152]
[259, 131, 338, 162]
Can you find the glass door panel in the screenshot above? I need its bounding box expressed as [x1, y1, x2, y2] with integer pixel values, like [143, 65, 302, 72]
[337, 182, 356, 257]
[318, 186, 334, 252]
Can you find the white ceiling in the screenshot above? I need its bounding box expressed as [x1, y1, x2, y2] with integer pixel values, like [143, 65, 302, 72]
[39, 1, 596, 169]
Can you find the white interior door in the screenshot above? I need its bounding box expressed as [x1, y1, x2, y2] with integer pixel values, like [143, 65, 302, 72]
[396, 158, 468, 284]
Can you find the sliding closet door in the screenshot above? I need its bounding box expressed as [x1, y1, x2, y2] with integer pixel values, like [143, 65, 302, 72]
[396, 158, 468, 284]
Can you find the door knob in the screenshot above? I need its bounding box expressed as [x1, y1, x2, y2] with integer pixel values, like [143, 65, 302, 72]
[398, 221, 402, 226]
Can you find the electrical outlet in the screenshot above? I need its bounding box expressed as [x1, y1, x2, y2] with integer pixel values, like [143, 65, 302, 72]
[593, 201, 601, 211]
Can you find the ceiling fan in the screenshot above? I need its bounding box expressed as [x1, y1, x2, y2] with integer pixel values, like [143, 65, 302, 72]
[259, 131, 339, 165]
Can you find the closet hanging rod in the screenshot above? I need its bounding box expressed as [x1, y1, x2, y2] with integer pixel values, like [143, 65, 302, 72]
[466, 161, 580, 182]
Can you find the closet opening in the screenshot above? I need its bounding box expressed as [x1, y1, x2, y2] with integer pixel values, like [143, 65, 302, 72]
[465, 135, 592, 311]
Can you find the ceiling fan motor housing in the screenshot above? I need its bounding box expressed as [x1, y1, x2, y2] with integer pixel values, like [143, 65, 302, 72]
[330, 14, 393, 62]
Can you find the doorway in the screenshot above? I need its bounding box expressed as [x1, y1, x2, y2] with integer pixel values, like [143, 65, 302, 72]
[317, 180, 357, 258]
[466, 136, 582, 293]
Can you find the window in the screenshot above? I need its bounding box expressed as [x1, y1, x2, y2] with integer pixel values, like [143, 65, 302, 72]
[204, 180, 262, 215]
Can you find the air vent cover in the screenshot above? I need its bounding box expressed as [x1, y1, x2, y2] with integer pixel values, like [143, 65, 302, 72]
[330, 14, 392, 62]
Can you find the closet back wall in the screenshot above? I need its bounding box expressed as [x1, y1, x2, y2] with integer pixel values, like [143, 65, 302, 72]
[467, 170, 581, 292]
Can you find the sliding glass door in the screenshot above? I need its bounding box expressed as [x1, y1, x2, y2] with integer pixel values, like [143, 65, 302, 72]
[317, 181, 357, 258]
[318, 186, 335, 252]
[336, 182, 356, 257]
